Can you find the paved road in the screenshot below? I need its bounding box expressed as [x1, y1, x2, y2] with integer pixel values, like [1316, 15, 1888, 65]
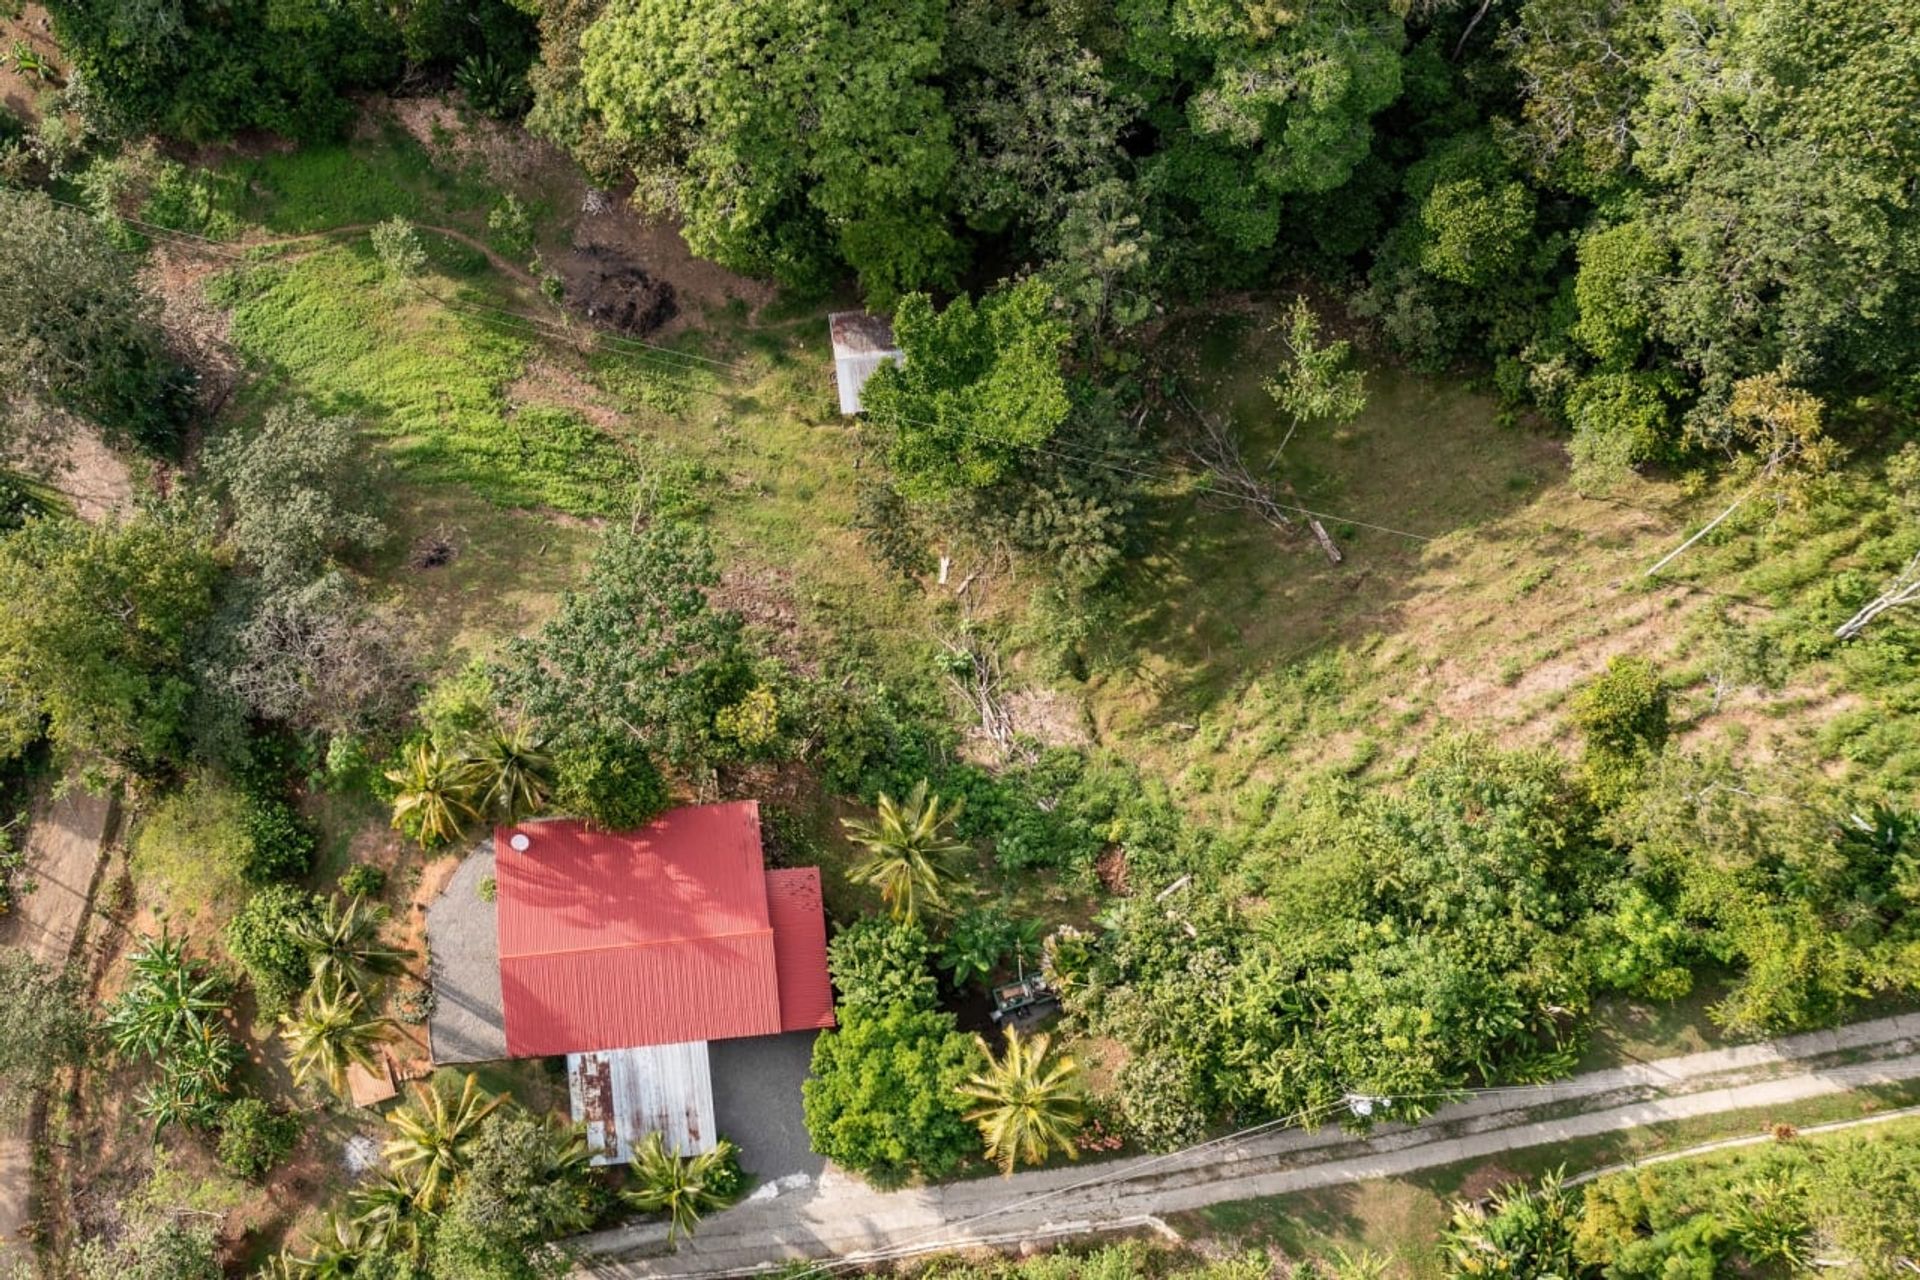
[0, 786, 115, 1265]
[573, 1012, 1920, 1277]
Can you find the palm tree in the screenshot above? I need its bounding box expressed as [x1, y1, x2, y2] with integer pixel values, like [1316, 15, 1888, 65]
[347, 1168, 428, 1257]
[280, 976, 390, 1097]
[622, 1132, 740, 1244]
[385, 740, 480, 848]
[841, 780, 968, 922]
[296, 894, 414, 996]
[957, 1026, 1085, 1175]
[274, 1213, 370, 1279]
[382, 1072, 503, 1206]
[463, 721, 554, 822]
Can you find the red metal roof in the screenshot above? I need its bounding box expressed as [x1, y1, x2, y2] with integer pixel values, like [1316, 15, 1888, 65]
[493, 803, 832, 1057]
[765, 869, 836, 1032]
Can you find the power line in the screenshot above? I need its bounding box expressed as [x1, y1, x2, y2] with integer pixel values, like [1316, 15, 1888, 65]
[772, 1095, 1360, 1280]
[74, 200, 1436, 545]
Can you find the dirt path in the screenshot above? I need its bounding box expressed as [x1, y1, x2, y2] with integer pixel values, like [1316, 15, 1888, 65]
[573, 1012, 1920, 1277]
[0, 785, 116, 1263]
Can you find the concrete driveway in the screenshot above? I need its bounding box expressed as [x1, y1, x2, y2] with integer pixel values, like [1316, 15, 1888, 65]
[709, 1031, 822, 1184]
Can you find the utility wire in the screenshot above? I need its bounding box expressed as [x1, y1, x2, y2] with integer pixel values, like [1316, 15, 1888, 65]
[753, 1059, 1741, 1280]
[771, 1095, 1360, 1280]
[75, 200, 1437, 545]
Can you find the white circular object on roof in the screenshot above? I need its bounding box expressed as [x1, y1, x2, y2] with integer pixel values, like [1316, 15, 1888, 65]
[509, 833, 532, 852]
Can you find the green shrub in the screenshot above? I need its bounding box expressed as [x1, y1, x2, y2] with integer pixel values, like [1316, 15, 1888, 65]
[131, 773, 254, 919]
[223, 885, 319, 1014]
[239, 795, 316, 884]
[391, 982, 435, 1025]
[553, 734, 669, 831]
[338, 863, 387, 899]
[419, 662, 496, 750]
[827, 918, 937, 1012]
[1571, 657, 1670, 756]
[1571, 656, 1670, 807]
[937, 907, 1043, 988]
[216, 1097, 302, 1179]
[802, 1005, 983, 1186]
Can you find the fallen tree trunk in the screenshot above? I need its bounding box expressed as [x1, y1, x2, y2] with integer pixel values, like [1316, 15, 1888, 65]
[1836, 549, 1920, 640]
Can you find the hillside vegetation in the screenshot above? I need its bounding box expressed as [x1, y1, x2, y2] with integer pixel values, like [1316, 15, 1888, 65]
[0, 0, 1915, 1275]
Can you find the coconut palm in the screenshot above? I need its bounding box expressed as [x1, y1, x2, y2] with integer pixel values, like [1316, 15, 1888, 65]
[840, 780, 968, 923]
[957, 1026, 1085, 1175]
[622, 1132, 740, 1244]
[463, 721, 554, 822]
[280, 976, 390, 1098]
[382, 1072, 503, 1206]
[295, 893, 414, 996]
[385, 740, 480, 848]
[347, 1168, 428, 1257]
[274, 1213, 371, 1279]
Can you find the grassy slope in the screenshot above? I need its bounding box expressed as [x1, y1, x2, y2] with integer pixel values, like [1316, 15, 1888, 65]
[152, 108, 1920, 1257]
[1086, 313, 1920, 840]
[1183, 1086, 1920, 1277]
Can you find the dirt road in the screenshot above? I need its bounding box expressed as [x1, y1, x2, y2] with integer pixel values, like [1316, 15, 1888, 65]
[0, 786, 115, 1264]
[574, 1012, 1920, 1277]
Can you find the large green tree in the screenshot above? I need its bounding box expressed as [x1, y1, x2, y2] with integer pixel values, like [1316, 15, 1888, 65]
[802, 1004, 983, 1185]
[206, 401, 386, 588]
[494, 521, 750, 768]
[579, 0, 958, 298]
[0, 190, 194, 458]
[861, 279, 1071, 500]
[0, 510, 223, 768]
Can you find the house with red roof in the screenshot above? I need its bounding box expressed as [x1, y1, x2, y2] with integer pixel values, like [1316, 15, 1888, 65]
[424, 800, 834, 1164]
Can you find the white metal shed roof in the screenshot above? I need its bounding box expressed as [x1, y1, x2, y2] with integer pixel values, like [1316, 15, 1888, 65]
[568, 1040, 717, 1165]
[828, 311, 903, 415]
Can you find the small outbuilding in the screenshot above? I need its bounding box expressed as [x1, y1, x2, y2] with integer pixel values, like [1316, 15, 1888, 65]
[828, 311, 903, 415]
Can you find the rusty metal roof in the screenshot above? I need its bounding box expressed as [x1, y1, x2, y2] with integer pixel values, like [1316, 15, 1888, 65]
[765, 868, 836, 1033]
[492, 803, 833, 1057]
[569, 1040, 717, 1164]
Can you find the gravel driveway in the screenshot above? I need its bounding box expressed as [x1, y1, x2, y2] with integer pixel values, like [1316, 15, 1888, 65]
[426, 844, 507, 1064]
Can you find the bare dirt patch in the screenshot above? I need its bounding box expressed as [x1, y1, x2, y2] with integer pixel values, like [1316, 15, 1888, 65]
[374, 94, 774, 331]
[561, 243, 678, 336]
[715, 562, 807, 667]
[143, 241, 243, 415]
[565, 191, 777, 333]
[1005, 684, 1093, 751]
[39, 420, 135, 522]
[507, 354, 627, 433]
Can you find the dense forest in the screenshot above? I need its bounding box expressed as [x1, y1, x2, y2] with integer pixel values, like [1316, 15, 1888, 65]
[1, 0, 1918, 1275]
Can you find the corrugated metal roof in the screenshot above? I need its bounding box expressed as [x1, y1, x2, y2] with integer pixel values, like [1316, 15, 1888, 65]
[829, 311, 897, 354]
[495, 805, 786, 1056]
[765, 869, 836, 1033]
[496, 806, 769, 955]
[569, 1041, 717, 1164]
[828, 311, 902, 415]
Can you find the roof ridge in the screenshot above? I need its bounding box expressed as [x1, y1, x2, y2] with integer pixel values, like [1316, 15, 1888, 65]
[500, 924, 775, 963]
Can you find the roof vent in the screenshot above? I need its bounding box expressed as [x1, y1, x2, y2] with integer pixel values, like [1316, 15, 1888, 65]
[509, 833, 532, 853]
